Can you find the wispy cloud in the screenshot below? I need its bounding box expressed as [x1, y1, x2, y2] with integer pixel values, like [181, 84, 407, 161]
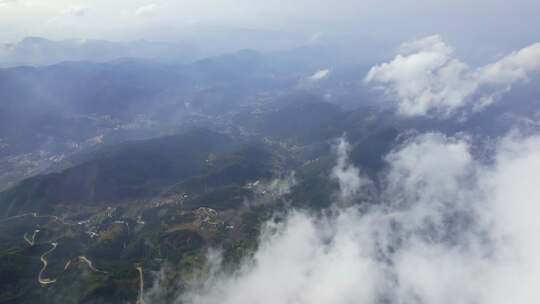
[365, 35, 540, 117]
[331, 136, 371, 203]
[308, 69, 330, 81]
[135, 4, 156, 17]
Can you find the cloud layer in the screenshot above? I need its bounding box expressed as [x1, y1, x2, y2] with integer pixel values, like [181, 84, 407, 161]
[172, 131, 540, 304]
[365, 35, 540, 117]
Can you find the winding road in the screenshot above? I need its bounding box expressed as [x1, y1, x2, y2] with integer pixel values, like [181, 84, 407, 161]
[79, 256, 108, 274]
[23, 229, 39, 246]
[38, 242, 58, 285]
[0, 213, 33, 224]
[64, 260, 72, 271]
[135, 265, 145, 304]
[0, 212, 72, 226]
[8, 210, 148, 303]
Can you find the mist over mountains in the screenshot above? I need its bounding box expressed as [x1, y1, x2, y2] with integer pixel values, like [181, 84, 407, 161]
[0, 26, 319, 68]
[1, 2, 540, 303]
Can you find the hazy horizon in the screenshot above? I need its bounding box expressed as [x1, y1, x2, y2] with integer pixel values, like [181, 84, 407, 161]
[2, 0, 540, 62]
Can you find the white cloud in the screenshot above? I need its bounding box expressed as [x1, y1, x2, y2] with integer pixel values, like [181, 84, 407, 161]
[477, 43, 540, 84]
[331, 137, 371, 203]
[384, 133, 473, 208]
[180, 211, 385, 304]
[172, 130, 540, 304]
[365, 35, 540, 117]
[307, 69, 330, 81]
[134, 4, 156, 17]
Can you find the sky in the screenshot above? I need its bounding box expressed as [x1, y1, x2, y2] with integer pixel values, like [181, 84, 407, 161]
[1, 0, 540, 55]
